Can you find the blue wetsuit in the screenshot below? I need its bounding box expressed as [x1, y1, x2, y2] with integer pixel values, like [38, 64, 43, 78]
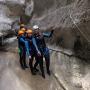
[25, 36, 42, 74]
[34, 32, 53, 57]
[18, 35, 30, 69]
[25, 36, 40, 56]
[34, 31, 54, 75]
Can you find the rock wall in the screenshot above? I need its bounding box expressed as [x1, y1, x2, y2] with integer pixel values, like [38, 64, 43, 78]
[0, 0, 90, 59]
[0, 0, 34, 33]
[30, 0, 90, 60]
[51, 50, 90, 90]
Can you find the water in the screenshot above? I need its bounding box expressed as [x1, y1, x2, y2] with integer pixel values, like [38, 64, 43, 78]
[0, 49, 63, 90]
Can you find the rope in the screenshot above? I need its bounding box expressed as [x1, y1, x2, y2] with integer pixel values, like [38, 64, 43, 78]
[69, 14, 90, 43]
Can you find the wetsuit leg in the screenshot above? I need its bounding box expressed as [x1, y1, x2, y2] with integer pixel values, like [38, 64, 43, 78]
[38, 55, 45, 78]
[22, 48, 28, 68]
[45, 56, 50, 75]
[19, 47, 25, 69]
[29, 56, 33, 73]
[29, 52, 36, 75]
[44, 48, 51, 75]
[19, 54, 23, 68]
[33, 56, 39, 71]
[33, 49, 45, 78]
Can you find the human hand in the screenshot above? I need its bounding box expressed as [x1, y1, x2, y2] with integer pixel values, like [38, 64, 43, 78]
[37, 51, 41, 56]
[29, 55, 31, 59]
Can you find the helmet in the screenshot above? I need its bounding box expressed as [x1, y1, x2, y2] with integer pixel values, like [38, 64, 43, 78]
[33, 25, 39, 30]
[18, 30, 24, 35]
[26, 29, 33, 34]
[21, 28, 26, 32]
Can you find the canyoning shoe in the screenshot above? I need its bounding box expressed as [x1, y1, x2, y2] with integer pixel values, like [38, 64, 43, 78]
[24, 65, 29, 68]
[31, 71, 36, 75]
[32, 72, 36, 75]
[42, 74, 45, 79]
[20, 64, 25, 70]
[21, 66, 25, 70]
[34, 68, 39, 72]
[47, 70, 51, 76]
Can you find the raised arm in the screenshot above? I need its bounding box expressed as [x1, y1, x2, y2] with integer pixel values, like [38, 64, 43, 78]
[32, 37, 40, 53]
[43, 30, 54, 38]
[19, 37, 30, 56]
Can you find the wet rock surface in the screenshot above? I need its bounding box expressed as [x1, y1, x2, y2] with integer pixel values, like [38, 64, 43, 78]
[30, 0, 90, 60]
[50, 48, 90, 90]
[0, 0, 34, 34]
[0, 38, 90, 90]
[0, 41, 63, 90]
[0, 0, 90, 59]
[0, 0, 90, 90]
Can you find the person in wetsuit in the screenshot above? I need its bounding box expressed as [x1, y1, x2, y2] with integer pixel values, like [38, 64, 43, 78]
[33, 25, 54, 77]
[18, 30, 30, 70]
[25, 29, 45, 76]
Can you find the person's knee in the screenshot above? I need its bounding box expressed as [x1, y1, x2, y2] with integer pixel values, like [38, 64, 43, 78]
[46, 48, 49, 53]
[44, 48, 50, 56]
[44, 53, 50, 60]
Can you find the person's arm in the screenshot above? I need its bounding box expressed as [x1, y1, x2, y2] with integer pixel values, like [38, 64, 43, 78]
[32, 37, 40, 53]
[20, 38, 30, 56]
[19, 37, 25, 43]
[32, 37, 41, 56]
[25, 41, 31, 56]
[43, 30, 54, 38]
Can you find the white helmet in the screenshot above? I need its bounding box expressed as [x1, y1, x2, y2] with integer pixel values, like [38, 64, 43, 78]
[33, 25, 39, 30]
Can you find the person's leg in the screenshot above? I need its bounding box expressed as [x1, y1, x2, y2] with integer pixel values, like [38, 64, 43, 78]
[38, 55, 45, 78]
[29, 53, 36, 75]
[19, 47, 25, 69]
[45, 56, 50, 75]
[33, 49, 40, 72]
[23, 56, 28, 68]
[19, 53, 25, 69]
[33, 56, 39, 72]
[44, 48, 51, 75]
[22, 48, 28, 68]
[34, 48, 45, 78]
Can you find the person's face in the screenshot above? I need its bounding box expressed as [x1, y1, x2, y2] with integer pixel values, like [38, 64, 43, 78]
[20, 26, 24, 29]
[27, 33, 32, 37]
[19, 34, 23, 37]
[34, 29, 39, 34]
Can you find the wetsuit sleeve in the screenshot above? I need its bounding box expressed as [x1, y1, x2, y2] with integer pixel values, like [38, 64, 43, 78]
[43, 30, 54, 38]
[25, 41, 30, 56]
[32, 38, 40, 52]
[20, 38, 30, 56]
[19, 38, 25, 43]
